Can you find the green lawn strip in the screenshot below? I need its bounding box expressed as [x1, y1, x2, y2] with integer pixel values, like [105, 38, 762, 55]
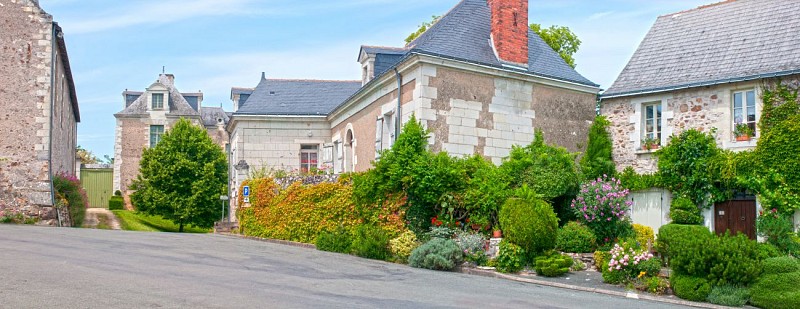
[111, 210, 209, 233]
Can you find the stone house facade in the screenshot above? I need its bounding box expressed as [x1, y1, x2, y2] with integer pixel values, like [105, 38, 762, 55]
[113, 74, 229, 207]
[600, 0, 800, 231]
[0, 0, 80, 226]
[226, 0, 599, 219]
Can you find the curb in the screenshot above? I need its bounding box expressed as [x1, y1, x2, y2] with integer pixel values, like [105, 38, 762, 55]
[459, 268, 732, 309]
[217, 232, 316, 250]
[218, 233, 730, 309]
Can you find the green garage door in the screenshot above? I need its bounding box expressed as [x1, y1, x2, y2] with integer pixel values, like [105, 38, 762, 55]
[80, 168, 113, 208]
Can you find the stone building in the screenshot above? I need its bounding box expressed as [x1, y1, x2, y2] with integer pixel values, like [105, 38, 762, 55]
[113, 74, 229, 206]
[0, 0, 80, 225]
[600, 0, 800, 233]
[227, 0, 599, 217]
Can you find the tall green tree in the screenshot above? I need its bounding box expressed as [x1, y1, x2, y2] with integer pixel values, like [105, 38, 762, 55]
[530, 23, 581, 68]
[130, 118, 227, 232]
[405, 15, 440, 44]
[580, 116, 616, 180]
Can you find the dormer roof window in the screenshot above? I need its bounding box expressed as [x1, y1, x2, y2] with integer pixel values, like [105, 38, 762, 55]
[151, 93, 164, 110]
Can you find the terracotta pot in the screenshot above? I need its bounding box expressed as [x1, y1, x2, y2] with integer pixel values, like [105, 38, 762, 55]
[471, 224, 482, 231]
[736, 135, 751, 141]
[492, 230, 502, 238]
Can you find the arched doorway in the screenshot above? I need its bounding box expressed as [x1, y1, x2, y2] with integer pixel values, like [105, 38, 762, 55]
[344, 129, 355, 172]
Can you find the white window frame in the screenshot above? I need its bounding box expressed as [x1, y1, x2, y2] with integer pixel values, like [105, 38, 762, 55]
[375, 117, 384, 159]
[642, 102, 662, 143]
[630, 95, 673, 152]
[151, 93, 164, 110]
[149, 125, 164, 148]
[299, 144, 319, 174]
[732, 89, 757, 137]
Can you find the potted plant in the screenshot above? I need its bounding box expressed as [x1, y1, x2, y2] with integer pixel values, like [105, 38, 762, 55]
[734, 123, 754, 141]
[641, 137, 660, 151]
[469, 216, 490, 231]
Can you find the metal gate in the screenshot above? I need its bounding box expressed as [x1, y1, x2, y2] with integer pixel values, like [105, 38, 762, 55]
[80, 168, 113, 208]
[628, 188, 671, 233]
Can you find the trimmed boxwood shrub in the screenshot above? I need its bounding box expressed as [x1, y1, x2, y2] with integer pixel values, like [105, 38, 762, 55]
[315, 226, 352, 254]
[556, 221, 596, 253]
[108, 196, 124, 210]
[350, 224, 391, 260]
[408, 238, 463, 271]
[750, 271, 800, 309]
[534, 253, 573, 277]
[762, 256, 800, 275]
[669, 197, 704, 225]
[670, 275, 711, 302]
[499, 197, 558, 259]
[706, 285, 750, 307]
[664, 228, 762, 286]
[656, 224, 712, 260]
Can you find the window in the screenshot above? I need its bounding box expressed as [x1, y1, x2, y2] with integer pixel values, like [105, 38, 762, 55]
[642, 103, 662, 143]
[375, 117, 384, 158]
[299, 144, 319, 174]
[733, 90, 757, 136]
[149, 125, 164, 148]
[152, 93, 164, 109]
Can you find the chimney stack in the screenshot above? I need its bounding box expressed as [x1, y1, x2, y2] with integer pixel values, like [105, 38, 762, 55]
[488, 0, 529, 66]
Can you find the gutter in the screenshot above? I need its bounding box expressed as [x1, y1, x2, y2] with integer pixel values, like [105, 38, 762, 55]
[393, 68, 402, 142]
[600, 69, 800, 100]
[48, 22, 61, 227]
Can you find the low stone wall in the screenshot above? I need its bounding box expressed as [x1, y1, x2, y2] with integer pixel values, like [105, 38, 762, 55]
[563, 252, 597, 271]
[274, 174, 339, 189]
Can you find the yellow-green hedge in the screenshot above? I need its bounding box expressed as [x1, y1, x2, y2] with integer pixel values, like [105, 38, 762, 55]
[237, 178, 407, 244]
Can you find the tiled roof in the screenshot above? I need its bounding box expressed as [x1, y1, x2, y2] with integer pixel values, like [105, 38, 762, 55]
[603, 0, 800, 98]
[234, 78, 362, 116]
[404, 0, 597, 87]
[201, 107, 230, 126]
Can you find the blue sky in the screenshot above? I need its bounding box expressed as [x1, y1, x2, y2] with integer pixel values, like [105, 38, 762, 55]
[40, 0, 711, 158]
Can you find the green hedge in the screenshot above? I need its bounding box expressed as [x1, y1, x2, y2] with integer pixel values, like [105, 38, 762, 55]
[670, 275, 711, 302]
[656, 224, 711, 260]
[350, 224, 391, 261]
[750, 271, 800, 309]
[556, 221, 596, 253]
[499, 197, 558, 259]
[762, 256, 800, 275]
[315, 227, 352, 254]
[669, 197, 704, 225]
[108, 196, 124, 210]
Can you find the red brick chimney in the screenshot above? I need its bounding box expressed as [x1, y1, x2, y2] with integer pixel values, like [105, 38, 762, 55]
[488, 0, 529, 66]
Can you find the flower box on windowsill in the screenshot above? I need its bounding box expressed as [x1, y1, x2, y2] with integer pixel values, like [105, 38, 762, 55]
[735, 135, 751, 142]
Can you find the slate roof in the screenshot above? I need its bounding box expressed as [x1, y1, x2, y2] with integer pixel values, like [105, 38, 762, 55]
[234, 78, 362, 116]
[115, 74, 201, 117]
[403, 0, 597, 87]
[603, 0, 800, 98]
[201, 107, 230, 126]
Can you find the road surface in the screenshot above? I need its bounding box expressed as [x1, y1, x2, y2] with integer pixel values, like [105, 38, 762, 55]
[0, 225, 687, 308]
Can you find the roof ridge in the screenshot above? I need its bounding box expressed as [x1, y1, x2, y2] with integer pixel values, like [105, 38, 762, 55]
[660, 0, 739, 17]
[361, 45, 406, 50]
[405, 0, 465, 48]
[266, 78, 361, 83]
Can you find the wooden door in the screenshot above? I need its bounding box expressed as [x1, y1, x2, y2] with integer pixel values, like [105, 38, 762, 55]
[714, 200, 756, 239]
[80, 168, 113, 208]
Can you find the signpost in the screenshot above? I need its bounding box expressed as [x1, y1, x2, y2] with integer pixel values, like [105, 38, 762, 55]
[220, 195, 229, 222]
[243, 185, 250, 203]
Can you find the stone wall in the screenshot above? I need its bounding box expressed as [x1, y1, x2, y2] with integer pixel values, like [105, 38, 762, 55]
[50, 40, 77, 177]
[601, 77, 800, 174]
[0, 0, 73, 225]
[422, 66, 593, 165]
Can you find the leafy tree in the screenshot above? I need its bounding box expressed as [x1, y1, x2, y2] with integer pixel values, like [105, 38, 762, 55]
[76, 145, 98, 164]
[500, 130, 579, 201]
[580, 116, 615, 180]
[130, 118, 227, 232]
[530, 23, 581, 68]
[656, 129, 723, 210]
[103, 154, 115, 165]
[405, 15, 440, 44]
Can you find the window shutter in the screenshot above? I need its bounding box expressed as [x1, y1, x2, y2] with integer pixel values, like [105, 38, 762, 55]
[322, 143, 334, 164]
[375, 118, 383, 158]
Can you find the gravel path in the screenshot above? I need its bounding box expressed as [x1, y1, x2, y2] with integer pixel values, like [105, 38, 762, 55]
[83, 208, 121, 230]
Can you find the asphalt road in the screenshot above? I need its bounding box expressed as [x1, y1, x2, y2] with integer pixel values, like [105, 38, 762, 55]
[0, 225, 687, 308]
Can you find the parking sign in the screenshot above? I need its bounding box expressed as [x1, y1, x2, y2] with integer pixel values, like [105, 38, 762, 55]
[243, 186, 250, 197]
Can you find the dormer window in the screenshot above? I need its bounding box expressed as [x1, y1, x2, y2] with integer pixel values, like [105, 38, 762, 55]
[152, 93, 164, 109]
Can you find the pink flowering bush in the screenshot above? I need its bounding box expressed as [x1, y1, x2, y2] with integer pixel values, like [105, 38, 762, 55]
[53, 172, 88, 227]
[570, 175, 633, 244]
[602, 242, 661, 284]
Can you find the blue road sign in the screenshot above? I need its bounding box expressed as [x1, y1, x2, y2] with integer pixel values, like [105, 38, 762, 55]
[243, 186, 250, 197]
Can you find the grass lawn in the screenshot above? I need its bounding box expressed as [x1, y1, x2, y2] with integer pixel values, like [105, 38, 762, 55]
[111, 210, 210, 233]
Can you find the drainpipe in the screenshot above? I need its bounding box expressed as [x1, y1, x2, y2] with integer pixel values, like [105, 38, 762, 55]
[48, 22, 61, 227]
[393, 68, 402, 142]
